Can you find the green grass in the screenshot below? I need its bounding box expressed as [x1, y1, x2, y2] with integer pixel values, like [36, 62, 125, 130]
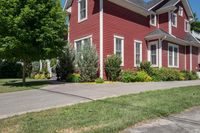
[0, 79, 52, 93]
[0, 86, 200, 133]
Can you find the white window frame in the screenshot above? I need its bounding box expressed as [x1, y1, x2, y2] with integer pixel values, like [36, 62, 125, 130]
[134, 40, 142, 67]
[150, 14, 157, 26]
[114, 35, 124, 66]
[78, 0, 88, 23]
[148, 41, 158, 67]
[74, 35, 92, 51]
[168, 43, 179, 68]
[178, 6, 183, 17]
[171, 13, 177, 27]
[184, 19, 190, 32]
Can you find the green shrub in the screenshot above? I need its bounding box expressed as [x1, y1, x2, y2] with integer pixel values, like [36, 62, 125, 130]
[181, 70, 198, 80]
[135, 71, 152, 82]
[77, 44, 98, 82]
[121, 70, 136, 83]
[0, 60, 22, 78]
[40, 74, 46, 79]
[56, 45, 75, 81]
[139, 61, 153, 76]
[190, 71, 199, 80]
[105, 55, 122, 81]
[66, 73, 81, 83]
[95, 78, 104, 84]
[152, 68, 184, 81]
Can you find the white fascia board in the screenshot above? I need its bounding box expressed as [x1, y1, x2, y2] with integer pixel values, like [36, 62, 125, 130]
[148, 0, 165, 11]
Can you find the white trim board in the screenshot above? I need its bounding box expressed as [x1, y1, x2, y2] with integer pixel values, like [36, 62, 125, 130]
[99, 0, 104, 78]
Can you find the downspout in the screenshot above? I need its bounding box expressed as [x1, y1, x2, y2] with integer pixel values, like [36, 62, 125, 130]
[99, 0, 104, 78]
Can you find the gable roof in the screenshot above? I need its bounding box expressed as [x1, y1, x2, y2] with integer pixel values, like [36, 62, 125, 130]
[127, 0, 162, 9]
[64, 0, 194, 20]
[145, 29, 200, 46]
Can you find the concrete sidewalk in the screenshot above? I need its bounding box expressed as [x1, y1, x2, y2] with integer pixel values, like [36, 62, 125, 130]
[123, 107, 200, 133]
[0, 80, 200, 119]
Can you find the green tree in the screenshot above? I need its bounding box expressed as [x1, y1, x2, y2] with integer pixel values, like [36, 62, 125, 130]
[77, 44, 99, 82]
[0, 0, 67, 85]
[191, 13, 200, 33]
[56, 45, 75, 81]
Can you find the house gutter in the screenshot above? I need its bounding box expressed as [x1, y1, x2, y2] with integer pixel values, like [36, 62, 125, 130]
[99, 0, 104, 78]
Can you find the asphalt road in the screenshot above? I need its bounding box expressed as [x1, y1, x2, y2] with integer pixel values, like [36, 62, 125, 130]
[1, 80, 200, 119]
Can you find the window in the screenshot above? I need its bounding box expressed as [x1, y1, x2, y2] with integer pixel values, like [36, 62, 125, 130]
[78, 0, 87, 22]
[171, 13, 177, 27]
[178, 6, 183, 16]
[148, 42, 158, 67]
[114, 35, 124, 66]
[150, 14, 157, 26]
[168, 44, 179, 67]
[185, 20, 190, 32]
[134, 40, 142, 67]
[74, 35, 92, 54]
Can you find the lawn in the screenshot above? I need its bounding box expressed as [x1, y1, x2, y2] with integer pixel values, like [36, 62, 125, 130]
[0, 79, 52, 93]
[0, 86, 200, 133]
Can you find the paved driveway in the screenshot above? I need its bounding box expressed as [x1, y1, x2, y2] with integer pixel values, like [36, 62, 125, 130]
[123, 107, 200, 133]
[0, 80, 200, 119]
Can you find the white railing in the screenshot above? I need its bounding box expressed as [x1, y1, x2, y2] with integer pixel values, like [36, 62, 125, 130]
[192, 31, 200, 40]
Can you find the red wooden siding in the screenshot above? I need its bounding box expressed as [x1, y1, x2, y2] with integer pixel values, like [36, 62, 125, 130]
[192, 46, 199, 71]
[69, 0, 100, 54]
[159, 13, 169, 33]
[171, 1, 189, 39]
[103, 0, 156, 69]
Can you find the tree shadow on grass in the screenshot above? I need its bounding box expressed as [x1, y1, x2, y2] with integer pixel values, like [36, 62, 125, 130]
[2, 79, 65, 88]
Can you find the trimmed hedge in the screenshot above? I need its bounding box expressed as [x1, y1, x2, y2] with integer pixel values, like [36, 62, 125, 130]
[0, 61, 22, 78]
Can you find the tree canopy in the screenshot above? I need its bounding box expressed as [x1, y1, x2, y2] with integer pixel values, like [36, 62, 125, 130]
[0, 0, 67, 61]
[191, 13, 200, 33]
[0, 0, 67, 83]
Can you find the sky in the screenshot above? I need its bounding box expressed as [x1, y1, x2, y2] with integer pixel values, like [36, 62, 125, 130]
[189, 0, 200, 20]
[60, 0, 200, 20]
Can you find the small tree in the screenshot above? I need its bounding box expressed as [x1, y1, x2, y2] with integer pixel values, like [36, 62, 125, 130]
[105, 55, 122, 81]
[56, 45, 75, 80]
[0, 0, 67, 85]
[77, 44, 98, 82]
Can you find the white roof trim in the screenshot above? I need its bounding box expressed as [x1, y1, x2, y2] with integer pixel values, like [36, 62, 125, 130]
[148, 0, 165, 11]
[63, 0, 68, 11]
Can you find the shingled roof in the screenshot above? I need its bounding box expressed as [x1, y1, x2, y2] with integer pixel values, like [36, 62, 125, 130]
[146, 29, 200, 45]
[65, 0, 163, 10]
[126, 0, 164, 10]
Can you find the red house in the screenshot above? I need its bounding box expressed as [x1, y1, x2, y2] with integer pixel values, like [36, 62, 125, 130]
[65, 0, 200, 78]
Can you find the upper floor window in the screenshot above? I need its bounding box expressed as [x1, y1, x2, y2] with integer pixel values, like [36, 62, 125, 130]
[178, 6, 183, 17]
[171, 13, 177, 27]
[185, 20, 190, 32]
[168, 44, 179, 67]
[114, 35, 124, 66]
[134, 40, 142, 67]
[150, 14, 157, 26]
[74, 35, 92, 54]
[78, 0, 88, 22]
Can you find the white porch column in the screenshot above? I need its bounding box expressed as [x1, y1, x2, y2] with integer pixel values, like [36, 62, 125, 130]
[99, 0, 104, 78]
[39, 60, 43, 72]
[190, 45, 193, 71]
[159, 39, 162, 68]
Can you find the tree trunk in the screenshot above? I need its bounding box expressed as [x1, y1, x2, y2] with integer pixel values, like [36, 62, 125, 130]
[22, 61, 26, 86]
